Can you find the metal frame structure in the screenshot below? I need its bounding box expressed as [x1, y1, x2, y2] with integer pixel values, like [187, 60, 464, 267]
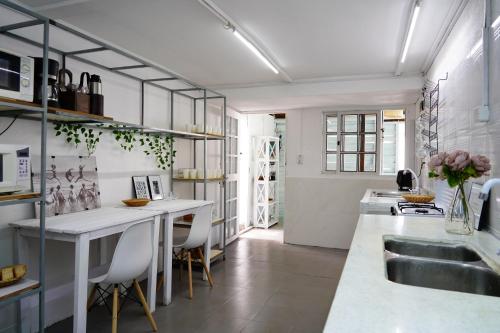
[0, 0, 228, 329]
[0, 2, 48, 332]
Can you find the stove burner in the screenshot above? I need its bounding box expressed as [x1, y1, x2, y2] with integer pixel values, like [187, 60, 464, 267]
[396, 201, 444, 216]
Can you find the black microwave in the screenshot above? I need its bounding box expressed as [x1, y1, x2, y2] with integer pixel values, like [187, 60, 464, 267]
[0, 48, 34, 102]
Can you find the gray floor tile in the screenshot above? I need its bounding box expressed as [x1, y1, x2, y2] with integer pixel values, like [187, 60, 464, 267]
[46, 227, 347, 332]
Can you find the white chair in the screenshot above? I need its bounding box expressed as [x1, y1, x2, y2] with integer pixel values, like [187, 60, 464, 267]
[87, 221, 158, 333]
[174, 204, 214, 299]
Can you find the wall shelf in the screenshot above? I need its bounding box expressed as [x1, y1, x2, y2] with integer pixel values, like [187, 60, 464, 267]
[253, 136, 280, 229]
[0, 279, 40, 302]
[0, 192, 41, 207]
[172, 177, 224, 183]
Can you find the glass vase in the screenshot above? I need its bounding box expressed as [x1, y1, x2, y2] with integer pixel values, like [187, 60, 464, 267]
[445, 185, 475, 235]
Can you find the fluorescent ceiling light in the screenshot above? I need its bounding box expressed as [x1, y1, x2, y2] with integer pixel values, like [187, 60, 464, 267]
[400, 4, 421, 63]
[492, 15, 500, 28]
[233, 30, 279, 74]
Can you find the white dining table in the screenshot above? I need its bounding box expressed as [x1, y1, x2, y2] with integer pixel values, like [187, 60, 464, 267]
[10, 207, 162, 333]
[124, 199, 214, 305]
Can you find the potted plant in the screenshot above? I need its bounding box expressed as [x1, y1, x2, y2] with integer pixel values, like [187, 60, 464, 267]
[428, 150, 491, 235]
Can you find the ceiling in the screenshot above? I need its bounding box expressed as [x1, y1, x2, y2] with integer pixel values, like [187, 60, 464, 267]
[16, 0, 460, 111]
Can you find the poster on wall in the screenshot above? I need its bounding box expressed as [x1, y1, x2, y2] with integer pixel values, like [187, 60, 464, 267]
[32, 156, 101, 217]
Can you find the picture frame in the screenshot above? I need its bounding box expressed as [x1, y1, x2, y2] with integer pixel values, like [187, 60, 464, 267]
[132, 176, 150, 199]
[147, 175, 164, 201]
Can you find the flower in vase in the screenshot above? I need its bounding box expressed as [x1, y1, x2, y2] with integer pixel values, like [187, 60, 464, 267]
[428, 152, 448, 180]
[471, 155, 491, 176]
[445, 150, 471, 171]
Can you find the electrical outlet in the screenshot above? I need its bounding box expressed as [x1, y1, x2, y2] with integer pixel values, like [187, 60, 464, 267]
[297, 154, 303, 165]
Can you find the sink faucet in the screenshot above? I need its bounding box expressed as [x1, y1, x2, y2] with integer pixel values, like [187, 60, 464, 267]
[404, 168, 419, 194]
[479, 178, 500, 200]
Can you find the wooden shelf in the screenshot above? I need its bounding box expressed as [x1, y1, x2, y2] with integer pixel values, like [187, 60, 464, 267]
[0, 278, 40, 302]
[0, 97, 226, 141]
[174, 218, 224, 228]
[0, 192, 41, 207]
[173, 177, 224, 183]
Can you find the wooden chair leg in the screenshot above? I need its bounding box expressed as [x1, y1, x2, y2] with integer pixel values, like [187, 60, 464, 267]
[196, 247, 214, 287]
[133, 279, 158, 332]
[156, 275, 164, 292]
[187, 250, 193, 299]
[112, 285, 119, 333]
[87, 284, 97, 311]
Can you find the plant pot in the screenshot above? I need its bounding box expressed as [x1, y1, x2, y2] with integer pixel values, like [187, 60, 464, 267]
[445, 185, 475, 235]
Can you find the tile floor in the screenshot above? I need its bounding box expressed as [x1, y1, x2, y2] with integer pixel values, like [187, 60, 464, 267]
[47, 226, 348, 333]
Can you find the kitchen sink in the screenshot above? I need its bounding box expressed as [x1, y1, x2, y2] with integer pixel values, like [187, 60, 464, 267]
[384, 237, 482, 262]
[386, 256, 500, 297]
[384, 236, 500, 297]
[373, 191, 404, 198]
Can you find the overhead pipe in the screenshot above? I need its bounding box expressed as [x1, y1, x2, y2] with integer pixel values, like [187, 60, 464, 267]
[479, 0, 492, 122]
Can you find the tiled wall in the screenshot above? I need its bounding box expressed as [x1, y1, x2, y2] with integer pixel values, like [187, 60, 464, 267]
[420, 0, 500, 231]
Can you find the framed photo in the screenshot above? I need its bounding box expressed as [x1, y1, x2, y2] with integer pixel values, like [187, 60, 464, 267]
[133, 176, 150, 199]
[147, 175, 164, 200]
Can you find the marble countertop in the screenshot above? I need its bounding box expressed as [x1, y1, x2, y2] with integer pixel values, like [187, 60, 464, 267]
[323, 214, 500, 333]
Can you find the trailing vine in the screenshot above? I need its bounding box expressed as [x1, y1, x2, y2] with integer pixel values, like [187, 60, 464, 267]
[139, 133, 176, 170]
[109, 125, 138, 152]
[54, 123, 103, 156]
[53, 124, 176, 169]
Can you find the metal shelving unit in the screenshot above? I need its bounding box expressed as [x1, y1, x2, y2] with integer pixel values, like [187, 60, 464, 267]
[253, 136, 279, 229]
[0, 0, 228, 329]
[0, 2, 49, 332]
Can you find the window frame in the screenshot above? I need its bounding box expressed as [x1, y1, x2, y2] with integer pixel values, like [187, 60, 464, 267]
[322, 110, 382, 174]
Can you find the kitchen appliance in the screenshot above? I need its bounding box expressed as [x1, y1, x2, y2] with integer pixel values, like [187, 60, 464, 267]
[391, 202, 445, 217]
[33, 57, 59, 107]
[396, 169, 413, 191]
[89, 74, 104, 116]
[0, 48, 34, 102]
[0, 144, 31, 194]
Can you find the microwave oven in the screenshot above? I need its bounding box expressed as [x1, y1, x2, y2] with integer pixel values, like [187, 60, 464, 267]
[0, 48, 34, 102]
[0, 144, 31, 194]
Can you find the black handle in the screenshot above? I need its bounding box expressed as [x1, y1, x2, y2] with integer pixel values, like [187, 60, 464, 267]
[78, 72, 91, 91]
[58, 68, 73, 86]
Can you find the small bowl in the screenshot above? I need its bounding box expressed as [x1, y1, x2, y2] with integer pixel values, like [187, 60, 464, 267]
[402, 194, 435, 203]
[0, 264, 27, 288]
[122, 199, 150, 207]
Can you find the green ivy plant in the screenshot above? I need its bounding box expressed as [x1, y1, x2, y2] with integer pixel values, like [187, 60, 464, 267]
[139, 133, 176, 170]
[109, 125, 138, 152]
[54, 123, 103, 156]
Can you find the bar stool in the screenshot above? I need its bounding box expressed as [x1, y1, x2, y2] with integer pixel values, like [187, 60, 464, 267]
[87, 221, 158, 333]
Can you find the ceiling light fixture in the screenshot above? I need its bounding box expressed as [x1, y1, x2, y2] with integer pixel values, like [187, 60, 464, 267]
[198, 0, 280, 75]
[492, 15, 500, 28]
[400, 1, 421, 63]
[233, 30, 279, 74]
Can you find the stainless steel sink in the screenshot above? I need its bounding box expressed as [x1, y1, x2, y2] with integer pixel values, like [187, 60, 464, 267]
[384, 236, 500, 297]
[384, 237, 482, 262]
[386, 256, 500, 297]
[373, 191, 403, 198]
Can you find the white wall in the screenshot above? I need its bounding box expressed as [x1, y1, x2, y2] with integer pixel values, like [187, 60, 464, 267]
[283, 106, 415, 249]
[0, 34, 223, 331]
[420, 0, 500, 231]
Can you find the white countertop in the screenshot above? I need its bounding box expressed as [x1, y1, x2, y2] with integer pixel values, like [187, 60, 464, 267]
[323, 214, 500, 333]
[359, 189, 403, 214]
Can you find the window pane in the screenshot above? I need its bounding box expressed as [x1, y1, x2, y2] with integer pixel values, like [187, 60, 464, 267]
[326, 153, 337, 171]
[327, 135, 337, 151]
[382, 109, 405, 175]
[343, 115, 358, 132]
[326, 116, 337, 132]
[360, 154, 376, 172]
[363, 114, 377, 132]
[342, 154, 357, 171]
[343, 135, 358, 152]
[360, 134, 376, 152]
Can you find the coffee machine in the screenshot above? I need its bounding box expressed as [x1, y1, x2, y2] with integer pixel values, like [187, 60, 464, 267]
[33, 57, 59, 107]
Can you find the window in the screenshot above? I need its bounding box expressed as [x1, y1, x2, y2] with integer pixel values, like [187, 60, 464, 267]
[381, 110, 405, 175]
[324, 110, 405, 174]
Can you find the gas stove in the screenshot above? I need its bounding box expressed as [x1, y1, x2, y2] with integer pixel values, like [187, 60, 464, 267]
[391, 202, 445, 217]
